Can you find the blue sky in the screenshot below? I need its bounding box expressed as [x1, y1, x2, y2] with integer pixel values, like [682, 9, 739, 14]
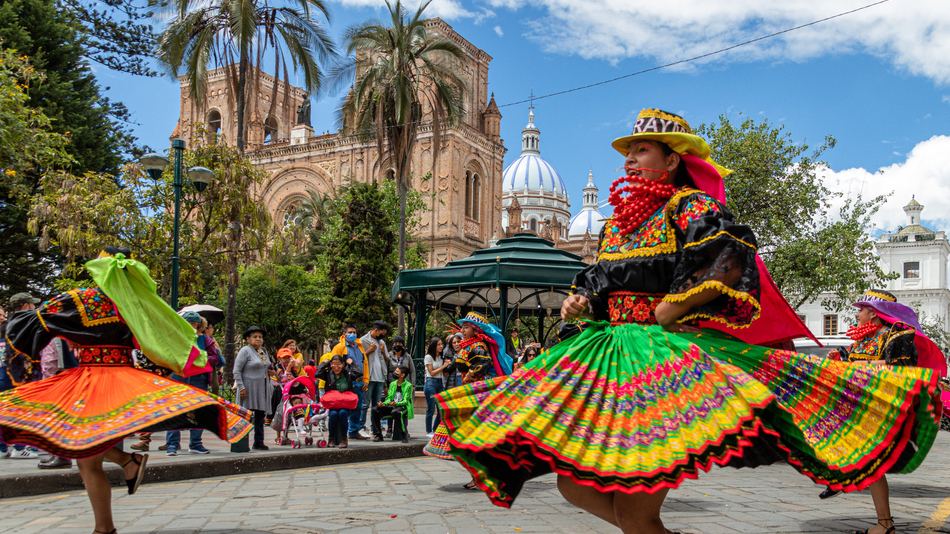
[98, 0, 950, 232]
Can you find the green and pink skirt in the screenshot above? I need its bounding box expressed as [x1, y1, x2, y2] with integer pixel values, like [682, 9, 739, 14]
[434, 322, 941, 508]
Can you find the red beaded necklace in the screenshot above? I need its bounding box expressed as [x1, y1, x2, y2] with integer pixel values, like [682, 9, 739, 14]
[846, 322, 882, 341]
[608, 170, 680, 236]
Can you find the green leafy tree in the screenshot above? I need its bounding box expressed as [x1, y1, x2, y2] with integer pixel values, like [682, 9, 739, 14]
[337, 0, 464, 286]
[29, 143, 275, 309]
[157, 0, 336, 153]
[236, 262, 327, 354]
[0, 0, 137, 173]
[316, 181, 420, 330]
[698, 115, 893, 310]
[62, 0, 158, 77]
[0, 49, 73, 300]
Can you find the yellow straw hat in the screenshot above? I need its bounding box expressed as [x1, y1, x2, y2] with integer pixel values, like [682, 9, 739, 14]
[611, 108, 732, 177]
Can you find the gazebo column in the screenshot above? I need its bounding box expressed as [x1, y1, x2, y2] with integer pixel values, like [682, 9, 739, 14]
[499, 285, 508, 344]
[413, 290, 428, 390]
[537, 309, 544, 347]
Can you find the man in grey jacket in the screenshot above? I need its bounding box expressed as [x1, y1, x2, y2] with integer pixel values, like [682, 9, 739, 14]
[359, 321, 392, 438]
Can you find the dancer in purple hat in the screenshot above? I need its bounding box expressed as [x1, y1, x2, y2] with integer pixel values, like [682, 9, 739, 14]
[820, 289, 946, 534]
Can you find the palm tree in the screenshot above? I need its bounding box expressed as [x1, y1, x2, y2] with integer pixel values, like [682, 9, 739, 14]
[157, 0, 336, 366]
[158, 0, 337, 153]
[336, 0, 465, 284]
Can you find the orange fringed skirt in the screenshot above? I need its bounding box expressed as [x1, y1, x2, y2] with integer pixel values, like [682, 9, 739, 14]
[0, 348, 251, 458]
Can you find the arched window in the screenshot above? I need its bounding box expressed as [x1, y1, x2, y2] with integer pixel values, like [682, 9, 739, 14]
[282, 202, 301, 229]
[464, 170, 481, 221]
[264, 116, 279, 144]
[529, 218, 537, 232]
[207, 109, 222, 141]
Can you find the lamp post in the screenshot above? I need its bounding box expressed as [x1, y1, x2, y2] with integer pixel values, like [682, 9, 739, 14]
[140, 140, 215, 310]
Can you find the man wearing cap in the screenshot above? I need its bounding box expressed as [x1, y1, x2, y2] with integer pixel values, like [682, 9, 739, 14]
[0, 293, 42, 460]
[819, 289, 945, 534]
[361, 321, 392, 438]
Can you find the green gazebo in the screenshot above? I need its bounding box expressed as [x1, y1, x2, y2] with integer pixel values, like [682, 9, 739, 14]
[391, 233, 587, 376]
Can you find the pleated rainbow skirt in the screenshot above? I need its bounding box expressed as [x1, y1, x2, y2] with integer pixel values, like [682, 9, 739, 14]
[435, 322, 941, 508]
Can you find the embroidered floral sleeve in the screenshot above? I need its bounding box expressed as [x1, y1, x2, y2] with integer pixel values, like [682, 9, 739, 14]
[663, 192, 761, 328]
[882, 325, 917, 367]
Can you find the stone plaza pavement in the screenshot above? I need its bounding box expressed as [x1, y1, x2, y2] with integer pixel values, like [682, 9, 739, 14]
[2, 433, 950, 533]
[0, 411, 433, 498]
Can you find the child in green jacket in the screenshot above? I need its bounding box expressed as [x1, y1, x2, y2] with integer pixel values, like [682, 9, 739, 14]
[371, 366, 413, 442]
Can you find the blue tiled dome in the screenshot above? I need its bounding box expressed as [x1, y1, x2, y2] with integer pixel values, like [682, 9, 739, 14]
[502, 105, 567, 198]
[568, 207, 607, 238]
[503, 153, 568, 197]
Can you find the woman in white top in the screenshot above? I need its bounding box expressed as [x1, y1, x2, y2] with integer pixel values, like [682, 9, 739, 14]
[423, 337, 450, 437]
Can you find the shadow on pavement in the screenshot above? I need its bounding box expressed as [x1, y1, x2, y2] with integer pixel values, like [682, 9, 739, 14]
[886, 480, 950, 499]
[798, 518, 944, 534]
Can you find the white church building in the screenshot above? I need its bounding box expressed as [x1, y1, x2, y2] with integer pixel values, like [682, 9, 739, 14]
[796, 197, 950, 341]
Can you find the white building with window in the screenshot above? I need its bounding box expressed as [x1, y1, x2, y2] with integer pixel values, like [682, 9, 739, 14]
[796, 197, 950, 343]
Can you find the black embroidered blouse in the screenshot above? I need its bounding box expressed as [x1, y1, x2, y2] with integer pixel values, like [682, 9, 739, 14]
[839, 323, 917, 367]
[572, 188, 761, 328]
[4, 288, 133, 385]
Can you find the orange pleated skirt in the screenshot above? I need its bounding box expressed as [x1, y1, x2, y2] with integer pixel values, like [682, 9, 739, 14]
[0, 364, 251, 458]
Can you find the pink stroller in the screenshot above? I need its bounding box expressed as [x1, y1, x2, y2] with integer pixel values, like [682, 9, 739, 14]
[278, 376, 329, 448]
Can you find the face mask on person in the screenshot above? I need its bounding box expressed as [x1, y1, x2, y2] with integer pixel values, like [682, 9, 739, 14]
[345, 333, 357, 343]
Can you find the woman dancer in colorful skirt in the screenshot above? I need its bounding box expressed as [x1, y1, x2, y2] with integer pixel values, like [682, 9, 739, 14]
[818, 289, 946, 534]
[435, 109, 941, 534]
[0, 251, 252, 534]
[424, 312, 512, 490]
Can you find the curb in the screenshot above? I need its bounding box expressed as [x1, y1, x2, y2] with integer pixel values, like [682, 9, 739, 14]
[0, 442, 425, 499]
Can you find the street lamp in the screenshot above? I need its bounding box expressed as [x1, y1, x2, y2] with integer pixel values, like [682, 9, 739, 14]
[139, 139, 215, 310]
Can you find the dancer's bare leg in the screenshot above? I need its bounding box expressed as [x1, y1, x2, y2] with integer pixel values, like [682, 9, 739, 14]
[103, 447, 139, 480]
[612, 487, 670, 534]
[77, 453, 115, 533]
[866, 477, 895, 534]
[557, 475, 618, 527]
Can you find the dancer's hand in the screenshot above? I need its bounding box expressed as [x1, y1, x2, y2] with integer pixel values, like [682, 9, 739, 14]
[239, 388, 248, 400]
[561, 294, 590, 321]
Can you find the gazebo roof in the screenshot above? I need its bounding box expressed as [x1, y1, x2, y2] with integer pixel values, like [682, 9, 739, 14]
[392, 233, 586, 310]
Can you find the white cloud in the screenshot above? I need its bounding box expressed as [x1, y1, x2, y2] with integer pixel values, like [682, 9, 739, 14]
[943, 95, 950, 104]
[493, 25, 504, 37]
[820, 136, 950, 232]
[484, 0, 950, 84]
[333, 0, 474, 19]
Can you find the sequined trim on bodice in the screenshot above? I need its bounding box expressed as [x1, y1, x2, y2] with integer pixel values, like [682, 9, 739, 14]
[608, 292, 663, 325]
[75, 346, 134, 366]
[847, 330, 886, 362]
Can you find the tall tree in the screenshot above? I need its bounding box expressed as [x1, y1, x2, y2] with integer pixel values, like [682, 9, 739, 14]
[29, 143, 275, 307]
[0, 49, 73, 300]
[0, 0, 137, 173]
[236, 262, 327, 353]
[157, 0, 336, 366]
[698, 115, 892, 310]
[337, 0, 465, 328]
[61, 0, 159, 77]
[316, 181, 401, 330]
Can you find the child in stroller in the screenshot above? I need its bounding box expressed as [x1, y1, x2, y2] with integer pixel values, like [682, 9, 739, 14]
[275, 375, 328, 448]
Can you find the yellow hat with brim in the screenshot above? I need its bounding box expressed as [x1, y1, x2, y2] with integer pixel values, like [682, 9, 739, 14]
[611, 108, 733, 177]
